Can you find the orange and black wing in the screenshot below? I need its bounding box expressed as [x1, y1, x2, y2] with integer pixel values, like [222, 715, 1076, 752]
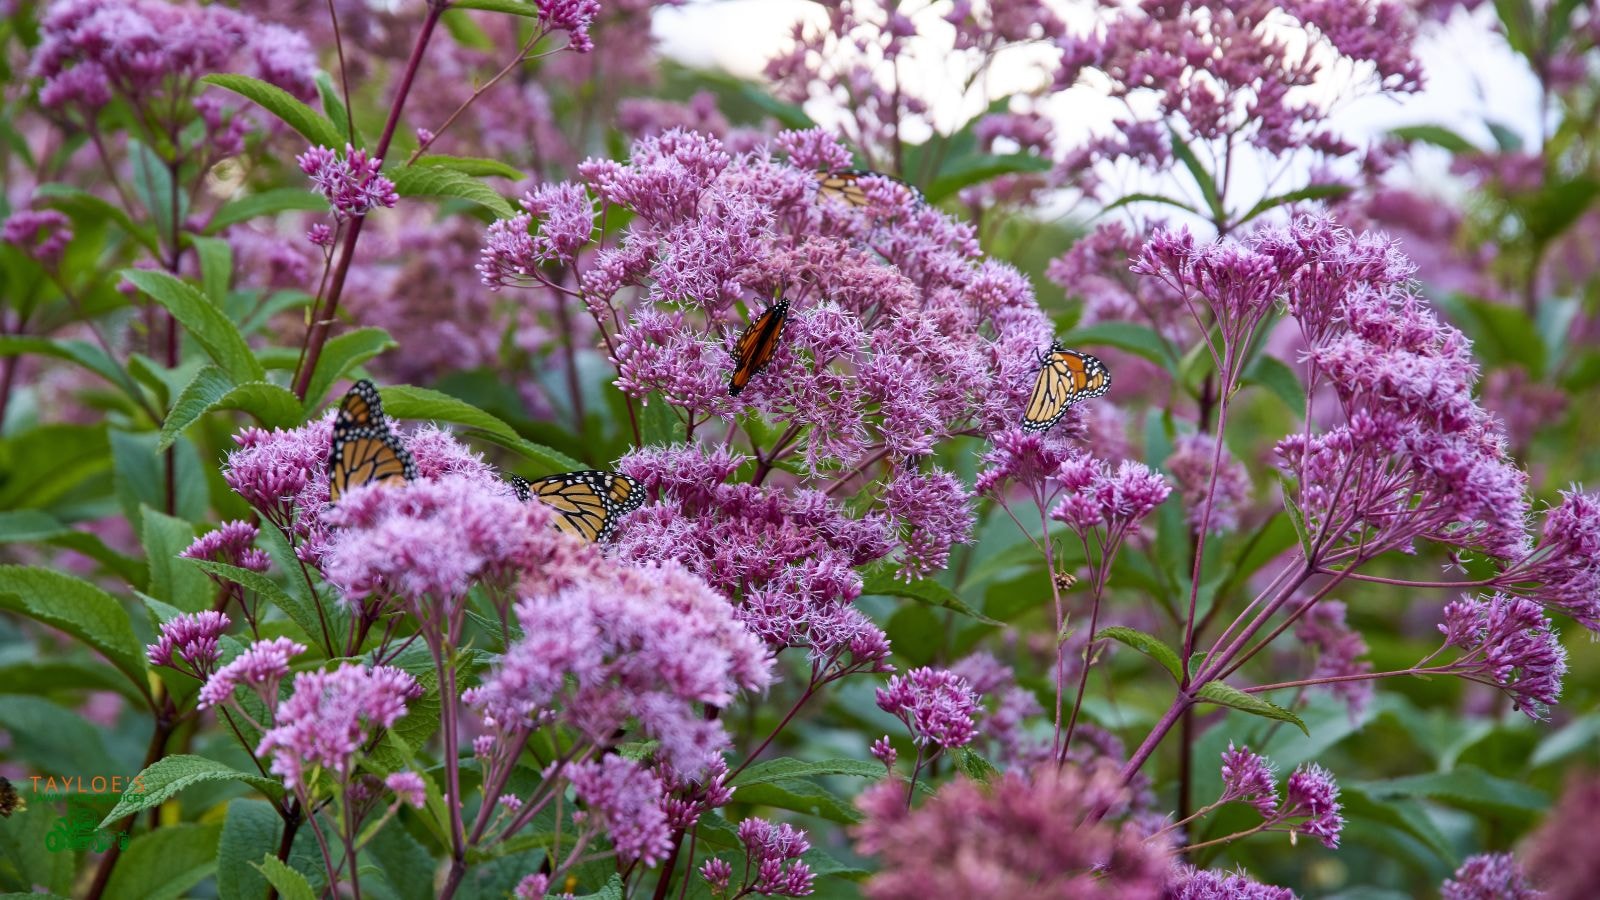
[812, 169, 923, 208]
[523, 470, 644, 543]
[729, 298, 790, 396]
[1021, 344, 1111, 433]
[328, 379, 416, 502]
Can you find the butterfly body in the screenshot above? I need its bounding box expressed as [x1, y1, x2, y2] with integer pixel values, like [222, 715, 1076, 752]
[510, 470, 644, 543]
[729, 297, 790, 396]
[328, 380, 416, 501]
[1022, 343, 1111, 432]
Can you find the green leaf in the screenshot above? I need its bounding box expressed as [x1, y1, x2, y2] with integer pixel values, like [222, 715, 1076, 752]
[99, 756, 282, 827]
[386, 166, 514, 218]
[1241, 354, 1305, 416]
[860, 565, 999, 624]
[731, 780, 862, 823]
[638, 393, 681, 446]
[1518, 175, 1600, 242]
[1360, 765, 1547, 813]
[159, 366, 304, 451]
[102, 824, 222, 900]
[252, 854, 318, 900]
[120, 269, 264, 383]
[731, 758, 886, 786]
[1339, 784, 1455, 863]
[217, 800, 284, 900]
[1530, 712, 1600, 768]
[1442, 294, 1545, 377]
[0, 655, 145, 704]
[1059, 321, 1173, 370]
[1240, 183, 1353, 224]
[451, 0, 543, 15]
[206, 188, 329, 233]
[201, 74, 343, 148]
[924, 153, 1051, 204]
[413, 154, 526, 180]
[0, 510, 143, 585]
[736, 82, 816, 131]
[0, 566, 147, 691]
[182, 558, 341, 656]
[1097, 625, 1183, 682]
[33, 182, 158, 252]
[1169, 126, 1225, 221]
[315, 70, 360, 145]
[129, 141, 184, 246]
[141, 508, 210, 613]
[1492, 0, 1537, 57]
[1099, 192, 1201, 216]
[302, 327, 398, 409]
[193, 235, 233, 307]
[1389, 124, 1478, 154]
[572, 874, 624, 900]
[0, 335, 144, 403]
[1194, 681, 1309, 736]
[0, 695, 118, 776]
[380, 384, 583, 472]
[955, 748, 998, 784]
[1486, 120, 1524, 152]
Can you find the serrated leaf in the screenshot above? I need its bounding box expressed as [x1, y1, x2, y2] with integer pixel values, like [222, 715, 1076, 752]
[1389, 124, 1478, 154]
[253, 854, 318, 900]
[1241, 354, 1305, 416]
[141, 507, 210, 612]
[413, 155, 525, 180]
[183, 558, 341, 656]
[0, 566, 147, 691]
[924, 152, 1051, 204]
[1360, 765, 1546, 813]
[1098, 625, 1183, 682]
[202, 73, 343, 148]
[730, 758, 885, 786]
[159, 366, 303, 450]
[120, 269, 264, 383]
[1059, 321, 1174, 369]
[193, 235, 233, 307]
[955, 748, 998, 784]
[732, 780, 862, 823]
[302, 326, 397, 409]
[0, 335, 144, 402]
[387, 166, 514, 218]
[206, 188, 329, 233]
[861, 565, 998, 624]
[102, 823, 222, 900]
[572, 874, 624, 900]
[380, 384, 582, 472]
[1169, 126, 1224, 220]
[99, 756, 283, 827]
[1195, 681, 1308, 736]
[1240, 183, 1353, 224]
[33, 182, 159, 252]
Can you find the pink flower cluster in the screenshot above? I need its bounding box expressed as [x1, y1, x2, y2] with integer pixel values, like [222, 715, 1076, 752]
[298, 144, 400, 221]
[876, 667, 980, 752]
[256, 662, 421, 789]
[146, 611, 231, 678]
[1215, 746, 1345, 848]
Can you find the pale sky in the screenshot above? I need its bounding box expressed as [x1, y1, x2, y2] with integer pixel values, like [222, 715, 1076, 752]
[652, 1, 1542, 199]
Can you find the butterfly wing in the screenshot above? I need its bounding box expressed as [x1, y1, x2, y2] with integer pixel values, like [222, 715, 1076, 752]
[525, 470, 644, 543]
[328, 380, 416, 502]
[814, 170, 872, 207]
[729, 298, 790, 396]
[1021, 347, 1111, 432]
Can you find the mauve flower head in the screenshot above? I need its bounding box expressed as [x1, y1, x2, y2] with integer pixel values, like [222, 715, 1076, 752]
[1280, 763, 1344, 849]
[1219, 743, 1278, 816]
[467, 554, 772, 777]
[1293, 600, 1374, 718]
[1439, 593, 1567, 719]
[853, 766, 1170, 899]
[256, 663, 420, 789]
[146, 611, 231, 677]
[700, 858, 733, 893]
[1440, 852, 1542, 900]
[385, 771, 426, 809]
[180, 520, 270, 573]
[876, 667, 979, 752]
[2, 209, 72, 264]
[870, 736, 897, 769]
[1525, 772, 1600, 899]
[950, 651, 1046, 767]
[1167, 865, 1296, 899]
[223, 416, 333, 532]
[298, 144, 399, 221]
[479, 183, 596, 288]
[736, 818, 815, 897]
[1049, 454, 1172, 536]
[536, 0, 601, 53]
[1166, 433, 1252, 533]
[198, 636, 305, 709]
[1496, 489, 1600, 631]
[320, 472, 557, 608]
[662, 755, 735, 830]
[31, 0, 317, 113]
[566, 755, 672, 865]
[513, 873, 550, 900]
[880, 468, 974, 579]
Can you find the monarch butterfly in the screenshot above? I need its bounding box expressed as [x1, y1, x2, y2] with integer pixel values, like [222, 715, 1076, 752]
[1022, 343, 1111, 433]
[812, 169, 922, 208]
[509, 470, 644, 543]
[327, 379, 416, 502]
[729, 296, 790, 396]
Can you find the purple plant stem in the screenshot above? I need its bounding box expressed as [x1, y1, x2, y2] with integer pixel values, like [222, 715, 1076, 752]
[292, 3, 444, 401]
